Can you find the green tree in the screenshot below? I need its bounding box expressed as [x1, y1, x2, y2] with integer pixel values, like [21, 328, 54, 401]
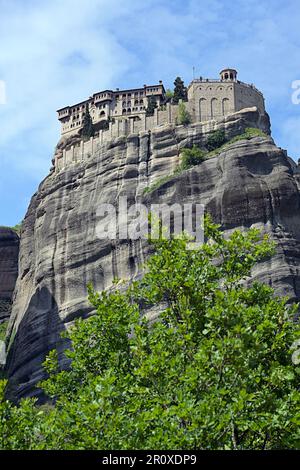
[0, 217, 300, 450]
[173, 77, 188, 103]
[81, 104, 95, 140]
[176, 102, 191, 125]
[180, 145, 206, 169]
[165, 89, 174, 100]
[146, 96, 157, 116]
[206, 129, 226, 151]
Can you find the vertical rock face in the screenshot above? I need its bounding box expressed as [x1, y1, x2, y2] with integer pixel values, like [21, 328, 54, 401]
[0, 228, 19, 324]
[5, 108, 300, 401]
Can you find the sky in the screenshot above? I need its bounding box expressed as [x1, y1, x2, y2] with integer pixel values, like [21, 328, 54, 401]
[1, 0, 300, 226]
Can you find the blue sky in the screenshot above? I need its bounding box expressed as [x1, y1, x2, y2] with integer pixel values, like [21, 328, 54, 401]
[1, 0, 300, 226]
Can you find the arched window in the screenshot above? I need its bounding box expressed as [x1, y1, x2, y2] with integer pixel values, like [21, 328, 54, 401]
[122, 109, 127, 115]
[199, 98, 206, 121]
[127, 108, 131, 113]
[210, 98, 219, 119]
[222, 98, 230, 115]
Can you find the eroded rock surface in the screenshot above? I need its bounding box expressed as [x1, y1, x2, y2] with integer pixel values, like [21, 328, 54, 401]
[6, 108, 300, 401]
[0, 227, 19, 324]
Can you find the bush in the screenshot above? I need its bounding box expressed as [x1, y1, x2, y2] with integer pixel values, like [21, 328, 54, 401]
[206, 129, 226, 151]
[0, 322, 8, 342]
[206, 127, 268, 158]
[176, 102, 191, 125]
[180, 145, 206, 169]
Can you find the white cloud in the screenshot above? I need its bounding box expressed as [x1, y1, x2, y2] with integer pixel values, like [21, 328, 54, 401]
[0, 0, 141, 170]
[1, 0, 300, 224]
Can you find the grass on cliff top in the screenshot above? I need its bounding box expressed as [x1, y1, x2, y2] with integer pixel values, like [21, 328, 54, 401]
[0, 321, 8, 342]
[143, 175, 175, 195]
[0, 223, 22, 235]
[143, 127, 268, 195]
[206, 127, 267, 159]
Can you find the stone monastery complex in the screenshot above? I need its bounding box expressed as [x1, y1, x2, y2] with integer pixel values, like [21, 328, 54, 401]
[54, 68, 266, 171]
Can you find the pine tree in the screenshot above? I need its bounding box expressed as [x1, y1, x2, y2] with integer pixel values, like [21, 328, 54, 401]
[81, 104, 95, 139]
[146, 96, 157, 116]
[173, 76, 188, 103]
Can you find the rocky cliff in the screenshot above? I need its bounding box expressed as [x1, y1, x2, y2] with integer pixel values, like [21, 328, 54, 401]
[0, 227, 19, 366]
[0, 228, 19, 324]
[5, 107, 300, 401]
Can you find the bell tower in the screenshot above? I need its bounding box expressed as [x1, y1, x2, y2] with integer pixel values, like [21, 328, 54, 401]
[220, 68, 238, 81]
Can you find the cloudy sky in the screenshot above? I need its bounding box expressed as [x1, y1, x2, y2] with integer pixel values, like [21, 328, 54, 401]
[0, 0, 300, 225]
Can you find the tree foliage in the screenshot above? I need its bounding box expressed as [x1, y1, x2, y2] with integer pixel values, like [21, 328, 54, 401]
[165, 89, 174, 100]
[1, 217, 300, 450]
[176, 102, 191, 125]
[81, 104, 95, 140]
[146, 96, 157, 116]
[180, 145, 206, 169]
[173, 77, 188, 103]
[206, 129, 226, 151]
